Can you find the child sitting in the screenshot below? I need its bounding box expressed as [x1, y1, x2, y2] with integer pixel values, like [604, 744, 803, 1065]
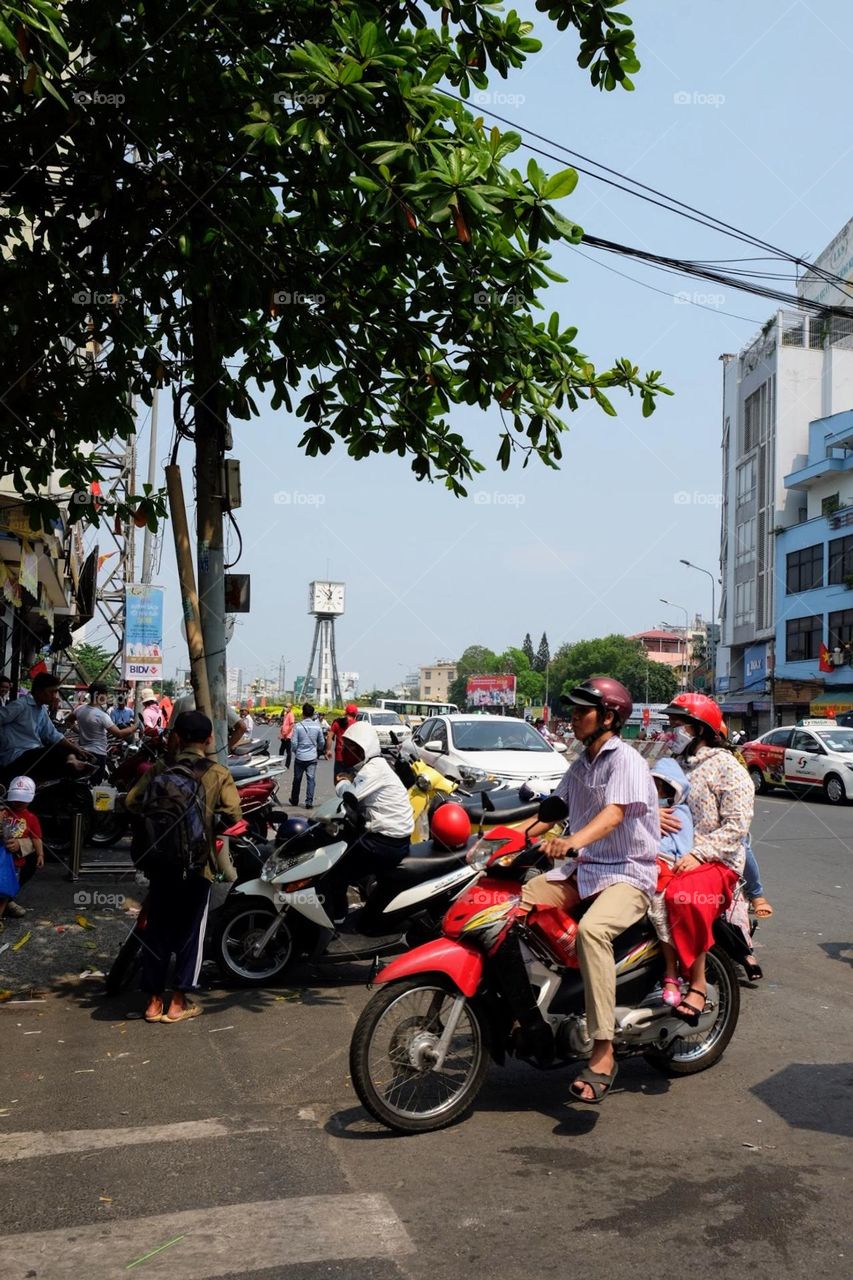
[0, 776, 44, 920]
[647, 758, 694, 1006]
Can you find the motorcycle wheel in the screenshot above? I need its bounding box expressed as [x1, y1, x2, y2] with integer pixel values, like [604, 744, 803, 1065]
[644, 946, 740, 1076]
[215, 901, 295, 986]
[89, 812, 129, 848]
[349, 976, 490, 1134]
[104, 928, 143, 996]
[40, 808, 93, 857]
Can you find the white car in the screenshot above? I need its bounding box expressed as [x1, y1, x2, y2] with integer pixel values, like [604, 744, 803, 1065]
[354, 708, 413, 747]
[411, 714, 568, 787]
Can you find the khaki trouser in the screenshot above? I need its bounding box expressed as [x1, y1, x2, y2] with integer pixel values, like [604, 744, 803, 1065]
[522, 874, 650, 1041]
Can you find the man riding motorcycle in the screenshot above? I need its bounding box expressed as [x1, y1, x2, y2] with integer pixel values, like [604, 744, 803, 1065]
[324, 721, 415, 937]
[508, 676, 659, 1104]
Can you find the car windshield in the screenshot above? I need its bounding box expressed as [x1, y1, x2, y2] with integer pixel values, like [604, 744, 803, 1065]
[816, 729, 853, 753]
[450, 720, 552, 752]
[371, 712, 403, 725]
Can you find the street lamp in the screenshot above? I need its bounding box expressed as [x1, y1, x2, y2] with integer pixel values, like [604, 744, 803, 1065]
[680, 559, 717, 695]
[660, 598, 691, 691]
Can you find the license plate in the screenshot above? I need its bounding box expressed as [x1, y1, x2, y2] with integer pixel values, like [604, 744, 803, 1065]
[93, 787, 117, 812]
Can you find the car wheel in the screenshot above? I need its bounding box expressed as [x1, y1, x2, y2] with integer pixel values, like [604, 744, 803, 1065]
[748, 766, 766, 795]
[823, 773, 847, 805]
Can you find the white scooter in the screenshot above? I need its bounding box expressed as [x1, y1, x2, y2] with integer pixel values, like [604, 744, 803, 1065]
[213, 797, 479, 986]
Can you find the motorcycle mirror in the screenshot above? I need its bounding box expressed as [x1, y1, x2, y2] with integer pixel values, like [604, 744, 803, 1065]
[537, 795, 568, 824]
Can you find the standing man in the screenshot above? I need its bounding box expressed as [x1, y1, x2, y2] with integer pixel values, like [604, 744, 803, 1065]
[513, 677, 658, 1104]
[126, 711, 242, 1024]
[278, 703, 295, 765]
[288, 702, 328, 809]
[0, 676, 11, 706]
[327, 703, 359, 780]
[68, 684, 136, 782]
[110, 692, 135, 729]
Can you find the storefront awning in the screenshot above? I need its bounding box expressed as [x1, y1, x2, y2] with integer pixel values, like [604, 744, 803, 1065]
[718, 690, 755, 713]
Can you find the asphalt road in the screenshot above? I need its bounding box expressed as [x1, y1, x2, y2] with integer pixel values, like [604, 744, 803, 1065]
[1, 754, 851, 1280]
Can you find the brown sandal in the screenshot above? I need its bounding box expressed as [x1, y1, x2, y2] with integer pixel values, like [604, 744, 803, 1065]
[750, 896, 774, 919]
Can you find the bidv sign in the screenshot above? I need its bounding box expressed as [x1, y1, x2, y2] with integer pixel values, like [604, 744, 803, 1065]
[744, 643, 767, 688]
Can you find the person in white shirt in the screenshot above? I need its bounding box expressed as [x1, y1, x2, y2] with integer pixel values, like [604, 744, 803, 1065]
[240, 708, 254, 735]
[69, 684, 136, 782]
[324, 721, 414, 928]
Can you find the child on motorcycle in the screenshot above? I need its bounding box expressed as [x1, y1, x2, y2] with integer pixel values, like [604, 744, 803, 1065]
[646, 758, 694, 1006]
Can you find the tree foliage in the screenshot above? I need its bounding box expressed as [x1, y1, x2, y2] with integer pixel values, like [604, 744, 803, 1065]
[521, 632, 535, 667]
[1, 0, 669, 529]
[534, 631, 551, 672]
[548, 634, 678, 706]
[69, 641, 117, 685]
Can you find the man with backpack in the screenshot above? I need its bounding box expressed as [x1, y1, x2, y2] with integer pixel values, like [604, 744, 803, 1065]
[126, 711, 242, 1024]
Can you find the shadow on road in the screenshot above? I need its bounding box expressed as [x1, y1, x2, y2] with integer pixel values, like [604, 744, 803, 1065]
[818, 940, 853, 969]
[751, 1061, 853, 1139]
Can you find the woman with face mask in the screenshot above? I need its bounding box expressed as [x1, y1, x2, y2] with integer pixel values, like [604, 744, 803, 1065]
[656, 693, 754, 1024]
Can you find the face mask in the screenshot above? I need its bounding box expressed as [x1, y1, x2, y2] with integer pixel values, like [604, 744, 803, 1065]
[671, 726, 694, 755]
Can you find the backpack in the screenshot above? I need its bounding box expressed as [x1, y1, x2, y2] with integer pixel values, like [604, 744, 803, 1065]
[138, 759, 213, 879]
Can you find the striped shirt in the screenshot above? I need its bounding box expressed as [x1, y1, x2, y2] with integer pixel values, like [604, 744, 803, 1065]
[545, 736, 659, 898]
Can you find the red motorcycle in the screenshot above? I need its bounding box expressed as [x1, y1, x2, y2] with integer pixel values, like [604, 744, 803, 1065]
[349, 798, 743, 1134]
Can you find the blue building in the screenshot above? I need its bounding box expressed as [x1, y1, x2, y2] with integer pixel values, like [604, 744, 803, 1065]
[774, 409, 853, 719]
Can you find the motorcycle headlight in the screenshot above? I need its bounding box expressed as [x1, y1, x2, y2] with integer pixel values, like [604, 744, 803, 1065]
[260, 850, 314, 882]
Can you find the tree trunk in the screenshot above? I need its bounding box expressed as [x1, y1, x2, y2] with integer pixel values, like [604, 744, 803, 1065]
[192, 296, 228, 760]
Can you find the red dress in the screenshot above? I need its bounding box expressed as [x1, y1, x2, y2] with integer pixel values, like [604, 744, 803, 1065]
[662, 862, 738, 971]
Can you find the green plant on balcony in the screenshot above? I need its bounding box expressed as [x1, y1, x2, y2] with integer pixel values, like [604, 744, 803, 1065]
[844, 573, 853, 590]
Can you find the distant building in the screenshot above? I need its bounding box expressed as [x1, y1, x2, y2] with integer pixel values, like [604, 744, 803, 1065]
[419, 660, 457, 702]
[631, 630, 690, 688]
[226, 667, 242, 704]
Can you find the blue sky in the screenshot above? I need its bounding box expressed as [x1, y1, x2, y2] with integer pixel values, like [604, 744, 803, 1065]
[128, 0, 853, 692]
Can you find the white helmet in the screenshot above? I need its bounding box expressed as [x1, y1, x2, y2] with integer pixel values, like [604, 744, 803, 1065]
[6, 776, 36, 804]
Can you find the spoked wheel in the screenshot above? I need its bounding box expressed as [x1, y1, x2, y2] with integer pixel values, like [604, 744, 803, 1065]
[215, 902, 294, 986]
[644, 946, 740, 1076]
[349, 977, 490, 1134]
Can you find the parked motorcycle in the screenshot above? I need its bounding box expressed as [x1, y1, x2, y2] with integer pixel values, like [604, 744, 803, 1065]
[348, 799, 743, 1134]
[214, 796, 480, 986]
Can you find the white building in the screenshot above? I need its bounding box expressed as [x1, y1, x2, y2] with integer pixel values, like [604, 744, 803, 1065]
[419, 660, 457, 702]
[226, 666, 242, 704]
[718, 288, 853, 730]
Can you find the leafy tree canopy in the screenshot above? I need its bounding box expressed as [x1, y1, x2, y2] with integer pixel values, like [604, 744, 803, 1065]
[1, 0, 669, 530]
[548, 634, 678, 706]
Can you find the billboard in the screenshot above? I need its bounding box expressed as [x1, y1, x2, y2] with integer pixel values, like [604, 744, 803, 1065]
[340, 671, 359, 698]
[123, 584, 164, 682]
[466, 674, 517, 707]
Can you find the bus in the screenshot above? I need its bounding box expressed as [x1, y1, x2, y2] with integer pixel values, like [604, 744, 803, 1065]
[378, 698, 459, 727]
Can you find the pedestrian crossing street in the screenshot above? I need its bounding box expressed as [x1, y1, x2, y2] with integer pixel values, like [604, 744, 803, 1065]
[0, 1117, 414, 1279]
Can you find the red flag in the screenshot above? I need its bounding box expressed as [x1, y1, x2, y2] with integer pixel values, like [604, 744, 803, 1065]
[28, 659, 48, 678]
[819, 643, 834, 673]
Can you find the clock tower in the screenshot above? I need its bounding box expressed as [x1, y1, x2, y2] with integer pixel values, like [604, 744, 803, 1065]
[304, 580, 345, 705]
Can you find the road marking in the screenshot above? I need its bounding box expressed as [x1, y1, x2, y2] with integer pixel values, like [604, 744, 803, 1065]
[0, 1117, 268, 1163]
[0, 1193, 414, 1278]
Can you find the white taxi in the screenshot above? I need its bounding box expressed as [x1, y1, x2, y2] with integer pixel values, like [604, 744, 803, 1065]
[774, 719, 853, 805]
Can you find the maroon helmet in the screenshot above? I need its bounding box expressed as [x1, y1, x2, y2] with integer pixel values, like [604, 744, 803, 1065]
[561, 677, 633, 731]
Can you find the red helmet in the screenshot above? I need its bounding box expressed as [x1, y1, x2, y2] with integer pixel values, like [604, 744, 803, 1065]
[430, 802, 472, 850]
[561, 677, 633, 730]
[665, 692, 723, 736]
[345, 703, 358, 717]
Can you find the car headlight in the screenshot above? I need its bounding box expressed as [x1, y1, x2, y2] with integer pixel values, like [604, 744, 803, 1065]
[844, 764, 853, 772]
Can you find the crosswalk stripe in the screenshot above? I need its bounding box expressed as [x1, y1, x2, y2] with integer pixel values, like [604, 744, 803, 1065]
[0, 1118, 267, 1163]
[0, 1193, 415, 1279]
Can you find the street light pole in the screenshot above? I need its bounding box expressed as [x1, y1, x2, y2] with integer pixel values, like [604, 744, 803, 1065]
[660, 598, 690, 690]
[680, 560, 717, 695]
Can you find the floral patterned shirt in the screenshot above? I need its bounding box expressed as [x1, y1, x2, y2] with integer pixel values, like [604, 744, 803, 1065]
[681, 744, 753, 873]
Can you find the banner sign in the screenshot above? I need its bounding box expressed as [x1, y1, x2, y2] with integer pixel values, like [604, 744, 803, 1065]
[123, 584, 164, 681]
[466, 674, 517, 706]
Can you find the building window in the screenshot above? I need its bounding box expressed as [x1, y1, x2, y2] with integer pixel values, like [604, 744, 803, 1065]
[424, 686, 431, 695]
[423, 670, 431, 680]
[734, 580, 754, 626]
[829, 609, 853, 648]
[736, 459, 756, 507]
[735, 518, 755, 566]
[785, 614, 822, 662]
[828, 534, 853, 584]
[743, 383, 770, 451]
[786, 544, 823, 594]
[822, 493, 841, 517]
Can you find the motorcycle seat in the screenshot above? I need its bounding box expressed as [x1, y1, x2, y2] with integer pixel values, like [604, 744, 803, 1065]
[230, 765, 263, 782]
[386, 852, 469, 886]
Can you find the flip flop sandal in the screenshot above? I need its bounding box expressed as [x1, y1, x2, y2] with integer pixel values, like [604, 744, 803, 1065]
[160, 1004, 202, 1024]
[750, 897, 774, 919]
[144, 1007, 165, 1023]
[673, 987, 706, 1027]
[569, 1063, 619, 1105]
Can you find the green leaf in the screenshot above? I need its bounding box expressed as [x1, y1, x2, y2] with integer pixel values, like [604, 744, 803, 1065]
[542, 168, 578, 200]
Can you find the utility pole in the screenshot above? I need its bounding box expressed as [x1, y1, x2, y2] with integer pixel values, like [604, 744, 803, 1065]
[192, 296, 228, 760]
[165, 463, 212, 733]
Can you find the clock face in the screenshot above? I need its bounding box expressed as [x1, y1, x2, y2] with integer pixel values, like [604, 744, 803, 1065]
[310, 581, 345, 615]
